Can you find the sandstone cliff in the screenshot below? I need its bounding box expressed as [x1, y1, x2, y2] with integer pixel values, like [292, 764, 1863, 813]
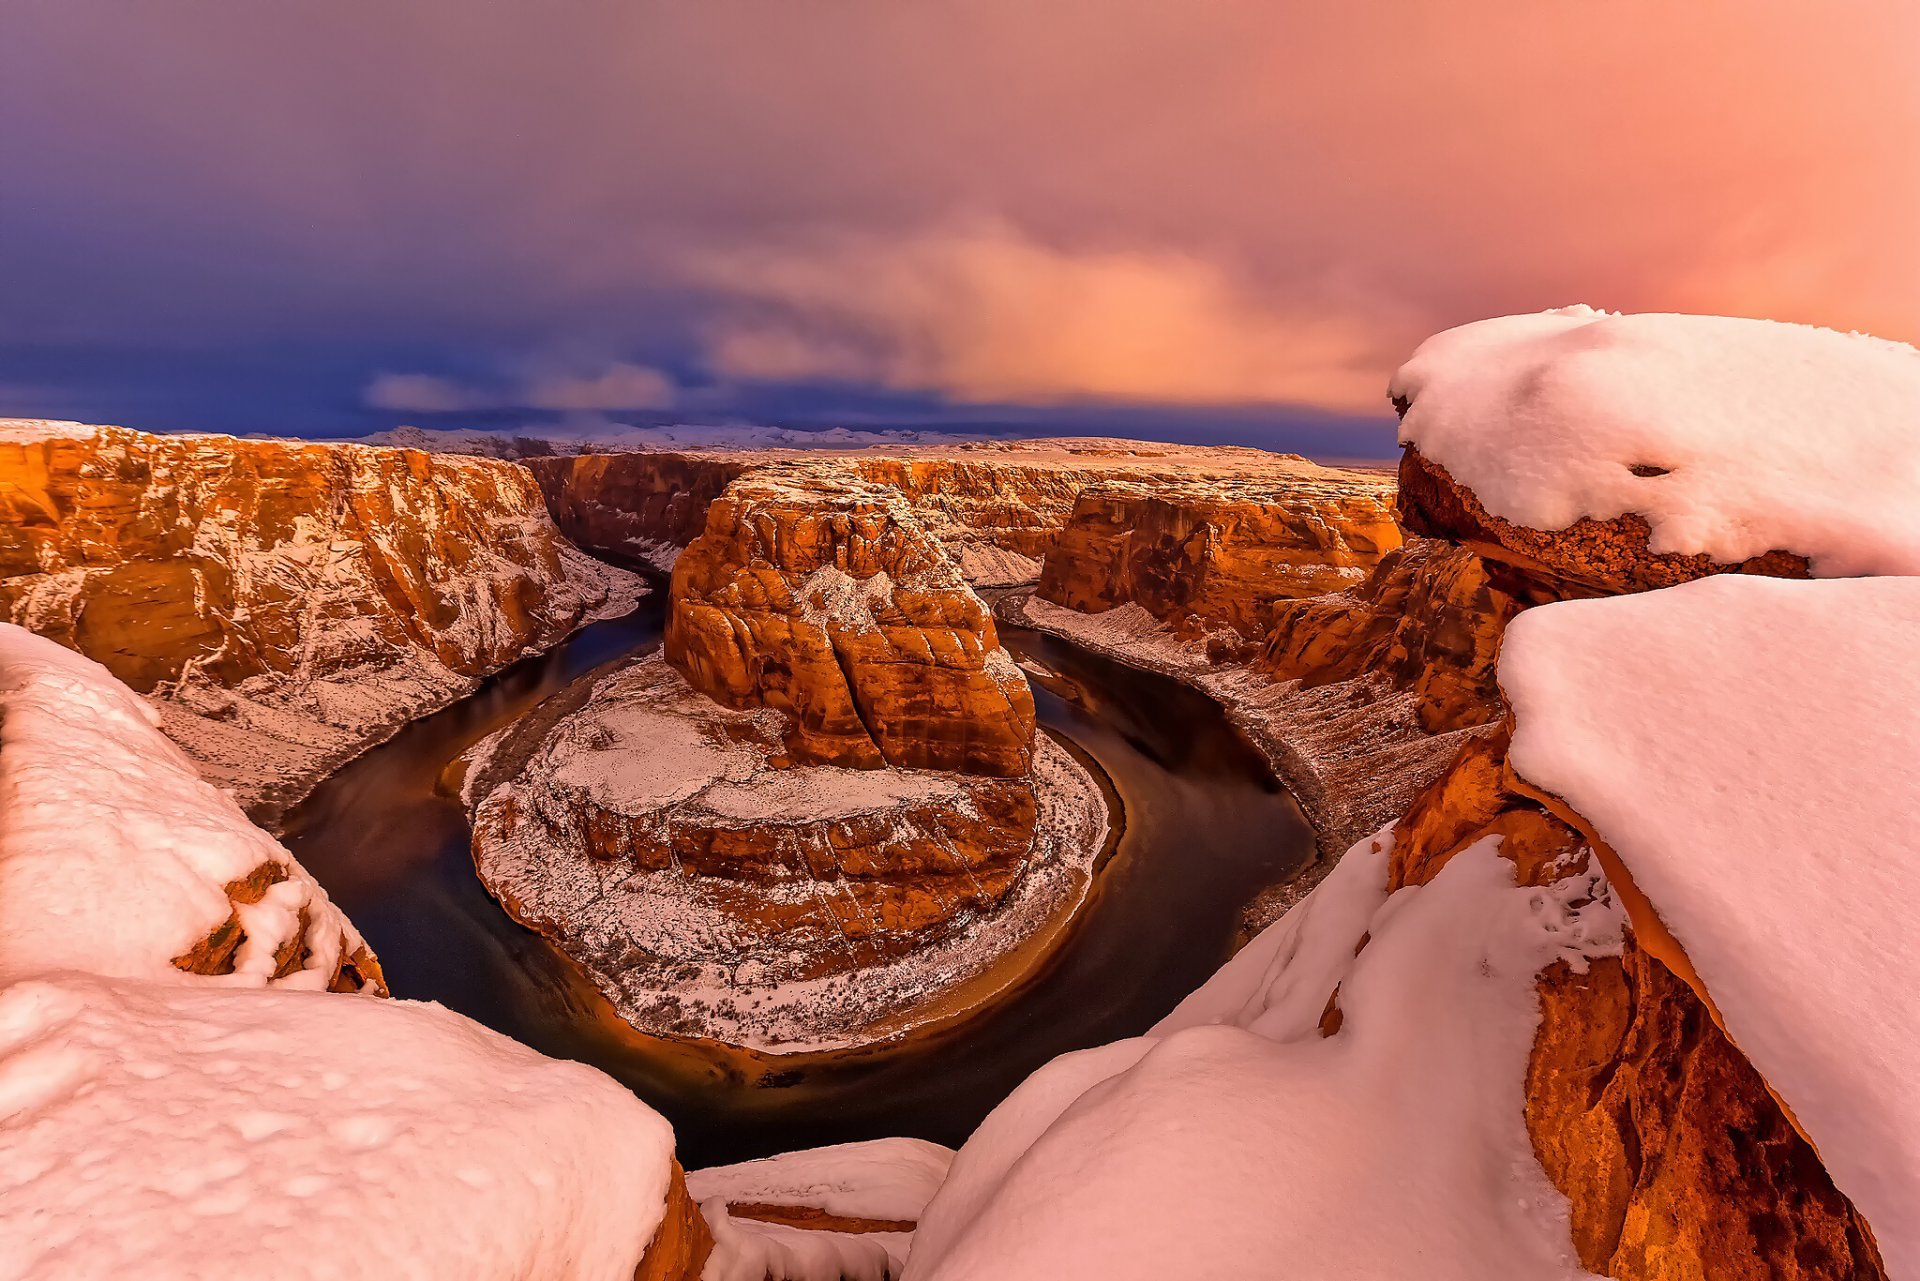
[0, 420, 641, 821]
[527, 450, 750, 572]
[1034, 469, 1399, 648]
[667, 468, 1036, 777]
[526, 437, 1385, 590]
[1389, 726, 1884, 1280]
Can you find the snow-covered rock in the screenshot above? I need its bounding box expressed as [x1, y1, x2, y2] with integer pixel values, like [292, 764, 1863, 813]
[1392, 308, 1920, 592]
[0, 973, 687, 1281]
[691, 1138, 951, 1281]
[0, 623, 380, 992]
[905, 830, 1621, 1279]
[1500, 574, 1920, 1276]
[466, 652, 1107, 1052]
[0, 420, 644, 822]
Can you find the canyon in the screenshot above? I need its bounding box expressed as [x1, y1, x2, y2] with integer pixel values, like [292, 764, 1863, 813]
[0, 420, 643, 824]
[466, 461, 1108, 1051]
[3, 308, 1914, 1280]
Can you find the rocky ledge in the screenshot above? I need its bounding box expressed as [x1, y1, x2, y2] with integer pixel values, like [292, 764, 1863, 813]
[0, 420, 644, 823]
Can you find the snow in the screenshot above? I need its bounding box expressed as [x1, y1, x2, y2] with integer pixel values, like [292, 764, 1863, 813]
[0, 973, 676, 1281]
[690, 1138, 953, 1223]
[0, 624, 365, 988]
[692, 1139, 952, 1281]
[905, 829, 1622, 1280]
[538, 663, 973, 825]
[350, 421, 991, 456]
[1391, 308, 1920, 576]
[1498, 573, 1920, 1276]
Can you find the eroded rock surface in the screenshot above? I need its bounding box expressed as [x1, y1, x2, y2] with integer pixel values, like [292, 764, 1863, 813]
[1035, 470, 1399, 649]
[1387, 728, 1885, 1281]
[527, 450, 750, 572]
[0, 420, 640, 820]
[527, 436, 1386, 590]
[1259, 538, 1517, 735]
[1396, 445, 1812, 600]
[667, 469, 1036, 777]
[467, 654, 1103, 1051]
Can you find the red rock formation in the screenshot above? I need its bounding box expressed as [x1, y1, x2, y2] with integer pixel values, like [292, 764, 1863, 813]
[0, 421, 635, 819]
[526, 437, 1396, 590]
[1396, 446, 1812, 600]
[1382, 728, 1885, 1280]
[1259, 539, 1518, 735]
[667, 468, 1035, 777]
[636, 1164, 716, 1281]
[466, 652, 1105, 1048]
[1035, 469, 1400, 647]
[527, 451, 751, 569]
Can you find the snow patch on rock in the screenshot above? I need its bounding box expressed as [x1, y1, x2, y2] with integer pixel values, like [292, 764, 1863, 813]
[1392, 308, 1920, 576]
[0, 624, 366, 988]
[907, 830, 1622, 1279]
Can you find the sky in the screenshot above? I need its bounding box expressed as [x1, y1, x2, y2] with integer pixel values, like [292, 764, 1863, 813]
[2, 1, 1917, 457]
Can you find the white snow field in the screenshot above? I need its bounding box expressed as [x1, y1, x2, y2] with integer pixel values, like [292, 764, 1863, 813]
[691, 1137, 953, 1281]
[0, 622, 683, 1280]
[904, 830, 1622, 1279]
[0, 624, 364, 987]
[1501, 574, 1920, 1277]
[0, 974, 676, 1281]
[1392, 307, 1920, 575]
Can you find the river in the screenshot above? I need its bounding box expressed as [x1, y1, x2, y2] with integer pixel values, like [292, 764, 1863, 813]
[281, 588, 1315, 1168]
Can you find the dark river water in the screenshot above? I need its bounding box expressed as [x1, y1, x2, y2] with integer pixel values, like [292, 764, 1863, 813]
[282, 588, 1315, 1168]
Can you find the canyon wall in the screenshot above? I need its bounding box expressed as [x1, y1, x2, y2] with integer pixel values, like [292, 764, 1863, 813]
[525, 437, 1376, 590]
[526, 450, 751, 571]
[0, 421, 639, 821]
[1034, 470, 1400, 648]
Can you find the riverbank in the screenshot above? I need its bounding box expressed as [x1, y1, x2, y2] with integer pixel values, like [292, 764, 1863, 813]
[996, 588, 1484, 916]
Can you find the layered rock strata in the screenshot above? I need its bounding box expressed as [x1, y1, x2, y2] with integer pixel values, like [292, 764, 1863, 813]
[527, 450, 750, 573]
[1034, 471, 1399, 649]
[466, 653, 1104, 1050]
[526, 436, 1389, 590]
[667, 470, 1036, 776]
[0, 420, 642, 821]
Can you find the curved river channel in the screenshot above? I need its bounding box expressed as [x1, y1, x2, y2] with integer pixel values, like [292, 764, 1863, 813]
[282, 587, 1316, 1168]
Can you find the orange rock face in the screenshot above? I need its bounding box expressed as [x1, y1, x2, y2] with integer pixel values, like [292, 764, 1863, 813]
[635, 1163, 716, 1281]
[1396, 446, 1813, 599]
[528, 451, 750, 568]
[1385, 729, 1884, 1280]
[667, 468, 1036, 777]
[0, 421, 634, 819]
[1259, 539, 1518, 735]
[1035, 470, 1400, 646]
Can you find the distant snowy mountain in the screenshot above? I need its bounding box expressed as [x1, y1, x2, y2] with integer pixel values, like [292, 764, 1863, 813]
[349, 420, 992, 458]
